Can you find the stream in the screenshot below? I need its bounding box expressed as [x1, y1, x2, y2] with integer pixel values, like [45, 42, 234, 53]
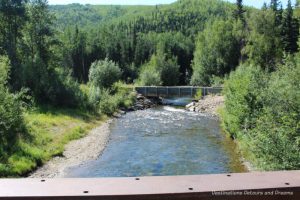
[65, 105, 246, 177]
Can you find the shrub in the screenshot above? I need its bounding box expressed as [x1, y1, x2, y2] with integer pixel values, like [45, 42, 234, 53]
[222, 56, 300, 170]
[49, 69, 85, 108]
[22, 56, 84, 108]
[98, 89, 120, 115]
[88, 82, 135, 116]
[139, 68, 162, 86]
[0, 57, 26, 161]
[247, 56, 300, 170]
[193, 89, 202, 100]
[89, 58, 122, 89]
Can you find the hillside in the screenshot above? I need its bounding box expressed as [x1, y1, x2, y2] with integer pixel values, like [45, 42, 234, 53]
[49, 0, 237, 84]
[49, 4, 156, 30]
[49, 0, 236, 32]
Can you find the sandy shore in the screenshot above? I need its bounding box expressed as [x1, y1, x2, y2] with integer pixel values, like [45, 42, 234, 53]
[29, 119, 113, 178]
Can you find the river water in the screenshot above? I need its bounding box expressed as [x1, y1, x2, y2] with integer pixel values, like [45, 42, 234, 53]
[65, 106, 246, 177]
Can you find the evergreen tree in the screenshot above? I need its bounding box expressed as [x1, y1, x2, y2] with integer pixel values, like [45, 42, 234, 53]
[0, 0, 28, 89]
[270, 0, 279, 11]
[233, 0, 246, 26]
[270, 0, 283, 26]
[282, 0, 299, 53]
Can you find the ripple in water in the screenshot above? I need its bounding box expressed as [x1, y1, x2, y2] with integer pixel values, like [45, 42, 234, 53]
[65, 106, 246, 177]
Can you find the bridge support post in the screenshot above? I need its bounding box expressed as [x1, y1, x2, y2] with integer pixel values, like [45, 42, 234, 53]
[167, 87, 169, 96]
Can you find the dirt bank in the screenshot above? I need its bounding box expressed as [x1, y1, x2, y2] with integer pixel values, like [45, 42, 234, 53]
[29, 120, 113, 178]
[186, 95, 224, 117]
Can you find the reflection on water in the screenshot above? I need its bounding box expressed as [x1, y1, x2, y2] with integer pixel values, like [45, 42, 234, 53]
[65, 106, 246, 177]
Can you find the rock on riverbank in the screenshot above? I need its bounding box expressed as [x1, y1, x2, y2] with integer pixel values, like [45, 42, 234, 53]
[186, 95, 224, 117]
[127, 93, 161, 111]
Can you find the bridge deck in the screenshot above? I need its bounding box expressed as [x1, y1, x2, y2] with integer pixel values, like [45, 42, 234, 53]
[135, 86, 223, 98]
[0, 171, 299, 199]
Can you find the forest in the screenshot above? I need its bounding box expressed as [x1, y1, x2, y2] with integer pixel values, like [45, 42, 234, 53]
[0, 0, 299, 176]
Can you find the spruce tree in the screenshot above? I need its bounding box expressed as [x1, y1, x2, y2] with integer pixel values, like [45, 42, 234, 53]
[282, 0, 299, 53]
[270, 0, 279, 11]
[233, 0, 246, 26]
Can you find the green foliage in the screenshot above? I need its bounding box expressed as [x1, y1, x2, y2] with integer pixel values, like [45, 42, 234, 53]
[22, 57, 85, 107]
[247, 55, 300, 169]
[194, 89, 202, 100]
[138, 51, 180, 86]
[222, 65, 266, 138]
[244, 9, 283, 70]
[0, 56, 10, 86]
[233, 0, 246, 25]
[0, 0, 27, 90]
[191, 20, 240, 86]
[139, 68, 162, 86]
[98, 89, 119, 115]
[0, 58, 25, 160]
[159, 55, 180, 86]
[87, 80, 134, 116]
[282, 0, 299, 54]
[222, 55, 300, 170]
[89, 58, 122, 89]
[0, 105, 104, 177]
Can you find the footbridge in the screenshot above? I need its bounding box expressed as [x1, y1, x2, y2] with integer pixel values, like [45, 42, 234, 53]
[135, 86, 223, 98]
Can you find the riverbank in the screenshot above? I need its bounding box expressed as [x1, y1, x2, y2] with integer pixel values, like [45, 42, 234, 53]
[29, 119, 112, 178]
[0, 105, 108, 177]
[186, 95, 224, 117]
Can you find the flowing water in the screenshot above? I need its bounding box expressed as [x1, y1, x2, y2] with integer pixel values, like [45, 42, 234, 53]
[65, 106, 246, 177]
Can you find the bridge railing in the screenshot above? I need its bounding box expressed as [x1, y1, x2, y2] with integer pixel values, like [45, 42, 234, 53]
[135, 86, 223, 98]
[0, 171, 299, 199]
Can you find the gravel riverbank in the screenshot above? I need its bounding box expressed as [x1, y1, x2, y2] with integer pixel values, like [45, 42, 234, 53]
[186, 95, 225, 117]
[29, 120, 112, 178]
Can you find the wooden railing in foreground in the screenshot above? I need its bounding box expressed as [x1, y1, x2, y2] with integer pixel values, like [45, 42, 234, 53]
[0, 171, 299, 199]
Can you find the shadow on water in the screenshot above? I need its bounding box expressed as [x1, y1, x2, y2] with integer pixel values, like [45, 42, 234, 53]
[65, 106, 247, 178]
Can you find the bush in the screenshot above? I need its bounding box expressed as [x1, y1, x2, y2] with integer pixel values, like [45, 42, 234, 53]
[22, 56, 84, 108]
[88, 82, 135, 116]
[247, 56, 300, 170]
[98, 89, 119, 115]
[49, 69, 86, 108]
[139, 68, 162, 86]
[0, 57, 26, 162]
[193, 89, 202, 100]
[221, 56, 300, 170]
[221, 64, 266, 138]
[89, 58, 122, 89]
[0, 88, 25, 158]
